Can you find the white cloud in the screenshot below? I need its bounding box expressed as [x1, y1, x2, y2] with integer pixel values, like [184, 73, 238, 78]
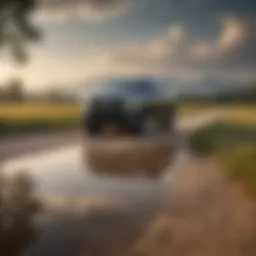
[2, 15, 254, 91]
[37, 0, 132, 22]
[190, 42, 217, 60]
[93, 16, 256, 83]
[218, 17, 247, 52]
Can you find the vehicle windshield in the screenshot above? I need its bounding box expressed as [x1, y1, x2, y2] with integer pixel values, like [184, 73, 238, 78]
[103, 78, 158, 98]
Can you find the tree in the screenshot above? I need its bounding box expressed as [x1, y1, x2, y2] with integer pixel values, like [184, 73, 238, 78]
[6, 78, 25, 101]
[0, 0, 40, 63]
[0, 171, 41, 256]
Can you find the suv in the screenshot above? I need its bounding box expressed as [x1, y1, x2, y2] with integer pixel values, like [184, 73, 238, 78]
[84, 77, 176, 136]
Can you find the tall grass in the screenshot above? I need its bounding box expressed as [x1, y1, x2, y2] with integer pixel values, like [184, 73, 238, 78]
[0, 103, 82, 136]
[189, 121, 256, 197]
[218, 145, 256, 196]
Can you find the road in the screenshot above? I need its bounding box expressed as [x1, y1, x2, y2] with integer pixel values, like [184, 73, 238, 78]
[0, 111, 222, 162]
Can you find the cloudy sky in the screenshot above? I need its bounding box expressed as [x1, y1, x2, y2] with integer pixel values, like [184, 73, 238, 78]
[0, 0, 255, 92]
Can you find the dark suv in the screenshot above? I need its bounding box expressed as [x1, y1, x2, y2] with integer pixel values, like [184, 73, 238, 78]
[84, 78, 176, 136]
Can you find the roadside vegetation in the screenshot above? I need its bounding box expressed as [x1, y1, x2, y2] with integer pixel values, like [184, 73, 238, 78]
[0, 102, 82, 137]
[189, 105, 256, 197]
[178, 102, 218, 116]
[0, 78, 83, 137]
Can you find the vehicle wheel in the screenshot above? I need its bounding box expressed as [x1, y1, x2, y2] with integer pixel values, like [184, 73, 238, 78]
[141, 115, 161, 136]
[160, 116, 171, 132]
[85, 117, 102, 136]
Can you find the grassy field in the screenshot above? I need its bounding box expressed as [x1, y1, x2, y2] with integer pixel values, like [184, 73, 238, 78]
[1, 102, 255, 137]
[178, 102, 223, 116]
[189, 105, 256, 197]
[222, 105, 256, 125]
[0, 103, 82, 136]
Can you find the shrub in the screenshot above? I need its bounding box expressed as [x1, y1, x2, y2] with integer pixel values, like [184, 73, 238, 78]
[189, 123, 256, 154]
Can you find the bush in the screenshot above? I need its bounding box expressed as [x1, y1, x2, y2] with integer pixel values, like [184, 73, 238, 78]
[0, 118, 9, 134]
[189, 122, 256, 197]
[188, 124, 225, 154]
[189, 123, 256, 154]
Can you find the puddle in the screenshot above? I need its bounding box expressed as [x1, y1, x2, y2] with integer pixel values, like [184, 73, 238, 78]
[1, 135, 174, 256]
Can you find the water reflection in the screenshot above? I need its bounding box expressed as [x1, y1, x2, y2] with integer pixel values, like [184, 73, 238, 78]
[86, 136, 174, 178]
[1, 146, 168, 256]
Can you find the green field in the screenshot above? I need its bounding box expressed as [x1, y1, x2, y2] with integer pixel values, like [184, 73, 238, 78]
[0, 103, 82, 136]
[189, 106, 256, 197]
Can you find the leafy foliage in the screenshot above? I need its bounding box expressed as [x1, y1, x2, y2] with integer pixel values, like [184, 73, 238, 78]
[0, 0, 40, 63]
[0, 171, 41, 256]
[189, 123, 256, 154]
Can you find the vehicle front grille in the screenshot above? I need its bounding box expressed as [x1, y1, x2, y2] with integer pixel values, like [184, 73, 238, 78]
[91, 100, 124, 113]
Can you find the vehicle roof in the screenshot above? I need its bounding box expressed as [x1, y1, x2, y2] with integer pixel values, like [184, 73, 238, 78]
[90, 77, 167, 101]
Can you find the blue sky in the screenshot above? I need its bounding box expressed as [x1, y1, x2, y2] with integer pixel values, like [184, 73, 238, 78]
[0, 0, 255, 92]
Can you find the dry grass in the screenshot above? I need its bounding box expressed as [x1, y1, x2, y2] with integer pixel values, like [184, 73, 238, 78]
[223, 106, 256, 125]
[0, 103, 82, 135]
[179, 104, 256, 125]
[178, 103, 217, 116]
[218, 144, 256, 197]
[0, 102, 81, 122]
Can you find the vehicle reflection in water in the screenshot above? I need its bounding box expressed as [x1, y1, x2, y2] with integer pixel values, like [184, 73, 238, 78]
[86, 136, 174, 178]
[1, 145, 169, 256]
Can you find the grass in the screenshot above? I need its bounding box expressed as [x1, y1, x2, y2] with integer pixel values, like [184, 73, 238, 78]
[222, 105, 256, 125]
[188, 105, 256, 197]
[178, 103, 217, 116]
[0, 102, 82, 136]
[189, 123, 256, 153]
[179, 103, 256, 122]
[218, 145, 256, 197]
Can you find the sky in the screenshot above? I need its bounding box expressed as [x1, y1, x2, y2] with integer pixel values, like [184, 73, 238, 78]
[0, 0, 255, 92]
